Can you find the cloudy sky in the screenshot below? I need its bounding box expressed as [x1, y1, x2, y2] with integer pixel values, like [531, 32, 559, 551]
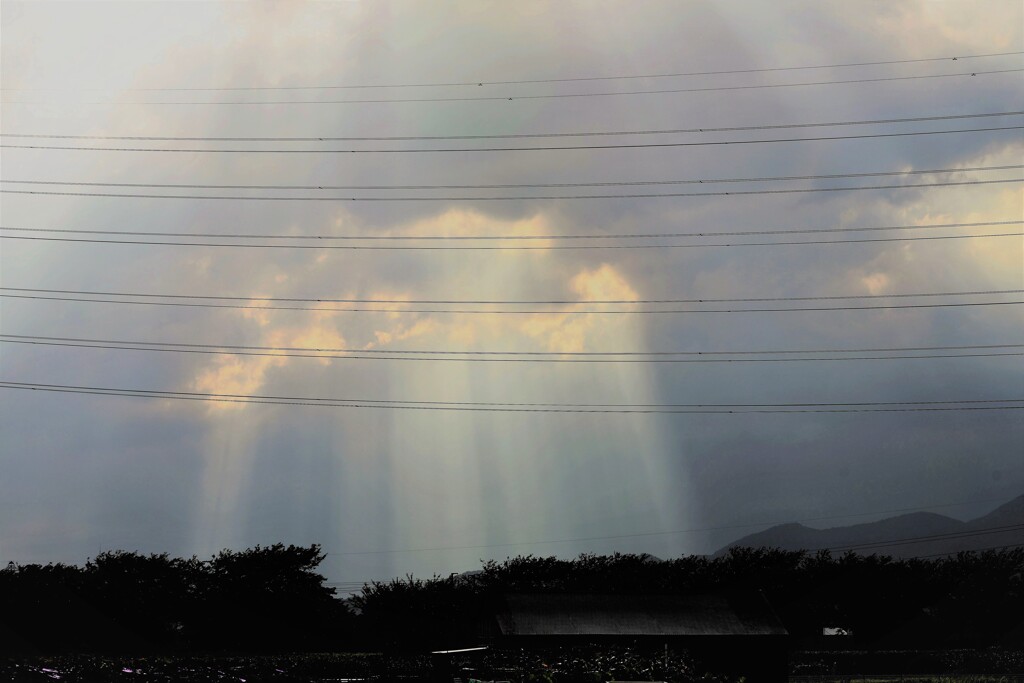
[1, 0, 1022, 588]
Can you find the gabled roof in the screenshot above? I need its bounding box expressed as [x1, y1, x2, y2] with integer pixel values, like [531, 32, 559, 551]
[496, 592, 787, 637]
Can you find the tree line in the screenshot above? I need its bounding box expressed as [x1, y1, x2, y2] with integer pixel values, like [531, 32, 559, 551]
[0, 544, 348, 652]
[2, 545, 1021, 652]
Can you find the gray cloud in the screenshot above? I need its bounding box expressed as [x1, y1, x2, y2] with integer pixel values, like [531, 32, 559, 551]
[1, 0, 1021, 582]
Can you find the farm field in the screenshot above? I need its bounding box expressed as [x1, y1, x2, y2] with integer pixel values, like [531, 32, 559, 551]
[2, 649, 1022, 683]
[788, 648, 1024, 677]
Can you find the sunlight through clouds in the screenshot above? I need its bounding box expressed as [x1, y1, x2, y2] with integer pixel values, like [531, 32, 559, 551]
[1, 0, 1021, 583]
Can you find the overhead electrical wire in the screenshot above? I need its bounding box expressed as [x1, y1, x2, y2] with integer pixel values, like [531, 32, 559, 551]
[3, 220, 1016, 243]
[322, 544, 1024, 574]
[5, 231, 1019, 251]
[323, 548, 1024, 573]
[3, 286, 1019, 305]
[4, 335, 1017, 356]
[14, 382, 1024, 408]
[322, 540, 1024, 572]
[4, 335, 1021, 364]
[1, 381, 1021, 414]
[4, 50, 1020, 92]
[4, 293, 1020, 315]
[4, 67, 1021, 105]
[6, 494, 1015, 577]
[808, 523, 1024, 553]
[3, 124, 1021, 153]
[4, 163, 1017, 191]
[909, 543, 1024, 560]
[314, 495, 1018, 557]
[3, 178, 1020, 203]
[3, 110, 1020, 141]
[84, 513, 1024, 578]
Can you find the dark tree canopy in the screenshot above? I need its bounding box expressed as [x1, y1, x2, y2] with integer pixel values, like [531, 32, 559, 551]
[2, 546, 1021, 653]
[0, 544, 350, 653]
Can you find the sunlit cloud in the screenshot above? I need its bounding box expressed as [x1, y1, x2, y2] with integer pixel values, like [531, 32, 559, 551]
[191, 354, 287, 410]
[2, 0, 1021, 581]
[859, 272, 892, 295]
[385, 207, 558, 251]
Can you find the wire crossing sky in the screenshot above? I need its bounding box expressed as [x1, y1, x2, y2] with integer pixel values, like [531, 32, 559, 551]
[4, 219, 1017, 240]
[3, 336, 1021, 364]
[5, 124, 1023, 153]
[6, 66, 1023, 104]
[4, 48, 1020, 91]
[2, 382, 1021, 413]
[4, 109, 1022, 139]
[5, 162, 1020, 188]
[1, 0, 1022, 584]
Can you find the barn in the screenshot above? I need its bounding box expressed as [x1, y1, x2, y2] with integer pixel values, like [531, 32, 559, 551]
[491, 591, 789, 681]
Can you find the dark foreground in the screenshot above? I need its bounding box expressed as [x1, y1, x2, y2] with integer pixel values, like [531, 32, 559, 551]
[2, 649, 1023, 683]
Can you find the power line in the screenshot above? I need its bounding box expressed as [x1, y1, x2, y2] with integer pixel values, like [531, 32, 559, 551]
[5, 163, 1016, 191]
[3, 110, 1021, 141]
[9, 382, 1024, 408]
[315, 496, 1018, 558]
[325, 542, 1024, 580]
[2, 381, 1021, 413]
[808, 523, 1024, 553]
[4, 124, 1021, 153]
[3, 178, 1020, 203]
[5, 50, 1020, 92]
[4, 220, 1016, 242]
[4, 286, 1016, 305]
[4, 67, 1021, 105]
[4, 336, 1021, 364]
[8, 231, 1024, 252]
[5, 335, 1017, 356]
[909, 543, 1024, 560]
[4, 293, 1021, 314]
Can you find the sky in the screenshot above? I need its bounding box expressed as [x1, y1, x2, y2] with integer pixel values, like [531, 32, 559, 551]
[1, 0, 1022, 590]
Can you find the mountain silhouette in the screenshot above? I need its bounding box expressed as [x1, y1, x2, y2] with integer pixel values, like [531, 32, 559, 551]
[713, 494, 1024, 558]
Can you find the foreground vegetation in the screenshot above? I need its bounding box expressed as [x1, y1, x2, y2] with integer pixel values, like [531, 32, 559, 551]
[0, 649, 712, 683]
[352, 549, 1023, 649]
[2, 650, 1023, 682]
[1, 545, 1021, 667]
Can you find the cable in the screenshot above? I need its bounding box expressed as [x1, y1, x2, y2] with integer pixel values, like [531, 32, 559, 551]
[4, 286, 1016, 305]
[314, 496, 1019, 558]
[4, 110, 1021, 141]
[4, 335, 1018, 356]
[909, 543, 1024, 560]
[4, 67, 1020, 104]
[4, 124, 1021, 153]
[3, 178, 1020, 203]
[809, 523, 1024, 553]
[325, 542, 1024, 578]
[5, 336, 1021, 364]
[5, 163, 1016, 191]
[13, 343, 1022, 364]
[6, 232, 1015, 250]
[3, 219, 1016, 242]
[6, 381, 1024, 408]
[2, 381, 1021, 413]
[2, 388, 1020, 414]
[4, 294, 1021, 315]
[5, 50, 1020, 91]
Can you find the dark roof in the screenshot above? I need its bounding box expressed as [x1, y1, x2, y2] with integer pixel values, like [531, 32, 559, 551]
[496, 592, 787, 637]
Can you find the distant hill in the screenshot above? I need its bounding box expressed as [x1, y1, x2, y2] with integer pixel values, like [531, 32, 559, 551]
[713, 494, 1024, 559]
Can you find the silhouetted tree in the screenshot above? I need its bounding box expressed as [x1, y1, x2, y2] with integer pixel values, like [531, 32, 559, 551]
[0, 544, 352, 653]
[1, 545, 1020, 653]
[194, 543, 348, 650]
[84, 551, 201, 649]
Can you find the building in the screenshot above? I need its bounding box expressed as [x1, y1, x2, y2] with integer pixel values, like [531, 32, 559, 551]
[491, 591, 789, 681]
